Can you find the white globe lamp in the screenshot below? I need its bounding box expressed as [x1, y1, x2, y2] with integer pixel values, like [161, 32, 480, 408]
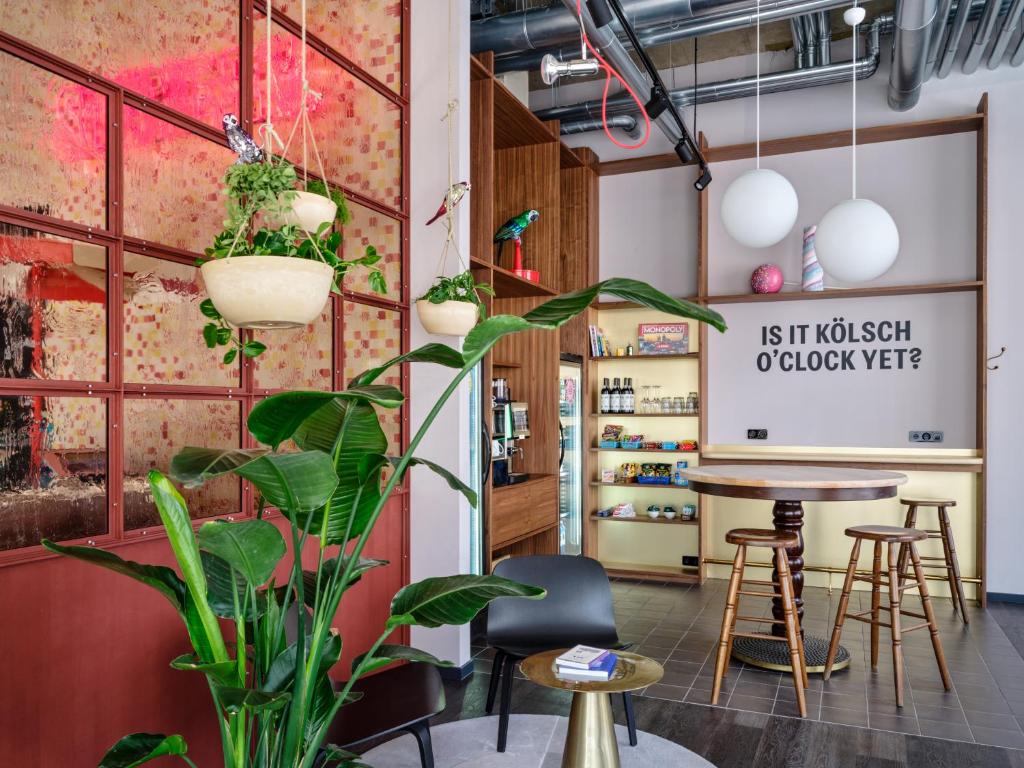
[720, 168, 799, 248]
[815, 198, 899, 282]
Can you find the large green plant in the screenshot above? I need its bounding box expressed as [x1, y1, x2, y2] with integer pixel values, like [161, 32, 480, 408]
[45, 279, 725, 768]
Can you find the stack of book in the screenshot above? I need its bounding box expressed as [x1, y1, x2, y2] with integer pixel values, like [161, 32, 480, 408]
[554, 645, 618, 682]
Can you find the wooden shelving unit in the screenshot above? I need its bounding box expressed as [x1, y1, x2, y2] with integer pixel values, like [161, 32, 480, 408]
[589, 353, 698, 361]
[705, 280, 982, 305]
[591, 481, 697, 491]
[590, 447, 699, 454]
[590, 514, 699, 526]
[592, 412, 700, 418]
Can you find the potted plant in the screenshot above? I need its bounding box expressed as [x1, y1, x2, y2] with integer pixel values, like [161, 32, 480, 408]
[279, 178, 349, 234]
[44, 279, 726, 768]
[199, 156, 385, 362]
[416, 269, 494, 336]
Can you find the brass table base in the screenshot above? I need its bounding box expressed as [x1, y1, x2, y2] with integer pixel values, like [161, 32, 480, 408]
[562, 691, 619, 768]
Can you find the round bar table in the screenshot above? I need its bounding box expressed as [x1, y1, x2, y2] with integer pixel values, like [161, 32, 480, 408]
[521, 650, 662, 768]
[682, 464, 907, 673]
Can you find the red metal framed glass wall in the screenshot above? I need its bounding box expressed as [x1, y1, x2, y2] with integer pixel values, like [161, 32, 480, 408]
[0, 0, 412, 567]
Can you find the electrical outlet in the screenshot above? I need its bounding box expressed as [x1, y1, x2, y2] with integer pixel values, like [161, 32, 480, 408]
[682, 555, 699, 568]
[909, 430, 944, 443]
[747, 429, 768, 440]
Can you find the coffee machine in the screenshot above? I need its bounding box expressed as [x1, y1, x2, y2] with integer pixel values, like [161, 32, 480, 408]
[491, 377, 530, 487]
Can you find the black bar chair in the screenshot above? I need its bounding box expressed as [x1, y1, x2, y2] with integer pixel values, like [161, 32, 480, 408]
[485, 555, 637, 752]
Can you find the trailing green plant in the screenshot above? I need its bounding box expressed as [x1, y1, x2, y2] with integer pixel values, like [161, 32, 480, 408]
[45, 278, 726, 768]
[417, 270, 495, 318]
[199, 156, 386, 363]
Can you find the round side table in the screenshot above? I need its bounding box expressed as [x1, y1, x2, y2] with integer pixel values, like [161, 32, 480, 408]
[520, 650, 663, 768]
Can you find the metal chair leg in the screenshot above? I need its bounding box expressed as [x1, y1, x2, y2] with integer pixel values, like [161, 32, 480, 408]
[496, 654, 516, 753]
[622, 692, 637, 747]
[485, 650, 505, 714]
[406, 720, 435, 768]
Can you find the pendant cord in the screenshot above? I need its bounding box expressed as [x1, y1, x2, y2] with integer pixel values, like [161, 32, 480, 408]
[435, 0, 465, 278]
[755, 0, 760, 169]
[852, 2, 858, 198]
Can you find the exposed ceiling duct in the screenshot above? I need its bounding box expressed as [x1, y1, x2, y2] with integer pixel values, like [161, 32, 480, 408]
[561, 114, 643, 137]
[887, 0, 939, 110]
[962, 0, 1004, 73]
[539, 14, 884, 130]
[987, 0, 1024, 67]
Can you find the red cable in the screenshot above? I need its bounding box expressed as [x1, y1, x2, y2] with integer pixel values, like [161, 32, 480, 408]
[576, 0, 651, 150]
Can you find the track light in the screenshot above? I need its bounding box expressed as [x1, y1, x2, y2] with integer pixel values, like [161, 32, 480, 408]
[540, 53, 601, 85]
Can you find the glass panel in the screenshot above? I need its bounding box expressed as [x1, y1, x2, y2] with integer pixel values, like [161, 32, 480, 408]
[0, 225, 107, 381]
[123, 106, 234, 252]
[0, 52, 106, 228]
[124, 398, 241, 529]
[343, 202, 402, 299]
[0, 0, 238, 128]
[124, 252, 238, 387]
[0, 395, 107, 551]
[254, 18, 403, 210]
[343, 301, 402, 454]
[254, 301, 334, 391]
[273, 0, 402, 93]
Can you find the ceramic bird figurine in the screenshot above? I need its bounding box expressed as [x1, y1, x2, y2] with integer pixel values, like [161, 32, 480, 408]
[222, 113, 264, 164]
[493, 209, 539, 263]
[426, 181, 471, 226]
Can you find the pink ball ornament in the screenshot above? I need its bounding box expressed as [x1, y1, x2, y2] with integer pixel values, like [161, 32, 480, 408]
[750, 264, 784, 294]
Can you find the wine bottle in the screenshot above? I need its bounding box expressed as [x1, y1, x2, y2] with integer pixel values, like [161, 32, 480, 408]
[610, 378, 622, 414]
[600, 378, 610, 414]
[624, 378, 634, 414]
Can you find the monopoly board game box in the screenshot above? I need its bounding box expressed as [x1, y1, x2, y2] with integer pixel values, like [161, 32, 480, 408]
[637, 323, 690, 355]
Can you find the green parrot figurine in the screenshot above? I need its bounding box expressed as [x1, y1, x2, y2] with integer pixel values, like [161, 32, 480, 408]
[493, 209, 539, 264]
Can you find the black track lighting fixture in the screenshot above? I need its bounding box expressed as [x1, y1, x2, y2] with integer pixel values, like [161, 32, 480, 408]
[587, 0, 711, 189]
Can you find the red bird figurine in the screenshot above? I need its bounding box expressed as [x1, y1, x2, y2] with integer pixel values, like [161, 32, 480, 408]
[425, 181, 471, 225]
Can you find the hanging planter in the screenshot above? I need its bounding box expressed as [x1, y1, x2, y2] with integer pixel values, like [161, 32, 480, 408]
[415, 270, 493, 337]
[201, 256, 335, 329]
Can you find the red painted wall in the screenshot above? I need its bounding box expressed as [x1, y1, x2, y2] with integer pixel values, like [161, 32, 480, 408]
[0, 494, 408, 766]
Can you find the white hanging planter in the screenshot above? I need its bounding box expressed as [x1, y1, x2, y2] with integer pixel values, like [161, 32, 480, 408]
[279, 190, 337, 233]
[201, 256, 334, 329]
[416, 299, 479, 336]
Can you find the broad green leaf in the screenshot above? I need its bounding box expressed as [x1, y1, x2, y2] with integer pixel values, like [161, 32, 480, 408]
[98, 733, 189, 768]
[348, 343, 464, 387]
[248, 386, 405, 449]
[149, 471, 229, 664]
[318, 745, 368, 768]
[169, 654, 238, 685]
[200, 299, 222, 319]
[197, 519, 285, 586]
[353, 644, 456, 675]
[391, 456, 476, 507]
[390, 575, 546, 629]
[301, 556, 388, 607]
[201, 551, 255, 618]
[234, 451, 340, 515]
[170, 447, 271, 488]
[215, 685, 292, 714]
[42, 540, 185, 612]
[263, 631, 342, 694]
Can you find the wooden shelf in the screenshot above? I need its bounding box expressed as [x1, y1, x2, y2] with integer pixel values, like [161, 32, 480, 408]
[492, 360, 522, 369]
[591, 481, 696, 491]
[705, 280, 983, 305]
[591, 513, 698, 526]
[490, 261, 558, 298]
[561, 143, 584, 169]
[493, 79, 558, 150]
[591, 447, 699, 454]
[591, 353, 698, 361]
[594, 297, 700, 310]
[591, 412, 700, 418]
[601, 560, 701, 584]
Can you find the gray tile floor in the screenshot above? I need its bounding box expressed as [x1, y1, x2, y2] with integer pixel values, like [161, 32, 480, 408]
[473, 578, 1024, 750]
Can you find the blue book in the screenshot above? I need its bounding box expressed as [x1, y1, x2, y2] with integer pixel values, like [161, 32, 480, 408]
[555, 652, 618, 681]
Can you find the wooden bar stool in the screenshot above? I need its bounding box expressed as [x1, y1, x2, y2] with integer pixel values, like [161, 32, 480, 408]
[824, 525, 952, 707]
[897, 498, 969, 624]
[712, 528, 809, 717]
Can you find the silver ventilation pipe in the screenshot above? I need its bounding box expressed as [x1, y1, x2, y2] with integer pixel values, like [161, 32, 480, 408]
[923, 0, 954, 77]
[987, 0, 1024, 67]
[888, 0, 940, 111]
[1013, 22, 1024, 64]
[547, 15, 884, 132]
[816, 11, 832, 65]
[491, 0, 854, 73]
[790, 16, 808, 66]
[802, 15, 820, 66]
[562, 114, 643, 138]
[962, 0, 1004, 73]
[937, 0, 977, 75]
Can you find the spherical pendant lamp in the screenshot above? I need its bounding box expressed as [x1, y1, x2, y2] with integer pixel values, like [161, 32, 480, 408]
[815, 4, 899, 283]
[720, 0, 799, 248]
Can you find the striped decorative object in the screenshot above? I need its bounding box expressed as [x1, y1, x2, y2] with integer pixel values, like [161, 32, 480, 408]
[802, 225, 824, 291]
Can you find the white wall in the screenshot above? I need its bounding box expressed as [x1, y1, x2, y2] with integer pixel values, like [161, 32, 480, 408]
[409, 0, 473, 665]
[536, 40, 1024, 595]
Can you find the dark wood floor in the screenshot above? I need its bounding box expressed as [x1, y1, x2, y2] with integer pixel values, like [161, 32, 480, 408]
[435, 588, 1024, 767]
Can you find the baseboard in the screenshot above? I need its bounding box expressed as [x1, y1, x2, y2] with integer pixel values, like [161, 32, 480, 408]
[439, 658, 475, 682]
[988, 592, 1024, 604]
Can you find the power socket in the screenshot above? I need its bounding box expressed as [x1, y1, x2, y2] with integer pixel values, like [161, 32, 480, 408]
[747, 429, 768, 440]
[909, 430, 943, 443]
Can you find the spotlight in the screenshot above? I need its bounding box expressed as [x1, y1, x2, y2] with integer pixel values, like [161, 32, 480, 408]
[674, 138, 696, 165]
[694, 164, 713, 192]
[540, 53, 601, 86]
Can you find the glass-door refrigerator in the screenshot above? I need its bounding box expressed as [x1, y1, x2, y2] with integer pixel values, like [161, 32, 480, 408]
[559, 355, 583, 555]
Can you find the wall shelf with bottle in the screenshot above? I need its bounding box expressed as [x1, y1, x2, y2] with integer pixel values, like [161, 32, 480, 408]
[584, 307, 709, 585]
